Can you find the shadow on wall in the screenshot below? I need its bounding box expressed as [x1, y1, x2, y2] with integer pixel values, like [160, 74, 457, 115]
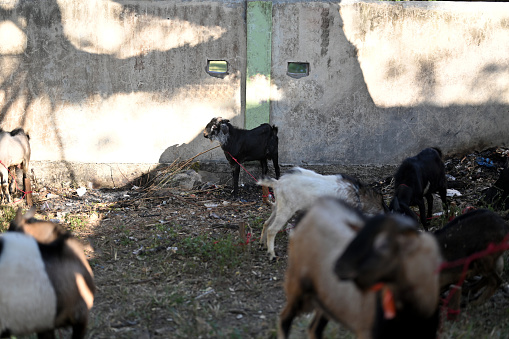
[156, 1, 508, 184]
[1, 0, 507, 187]
[0, 0, 241, 182]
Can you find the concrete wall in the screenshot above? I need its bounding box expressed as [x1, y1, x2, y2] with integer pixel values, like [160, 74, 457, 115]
[272, 0, 509, 166]
[0, 0, 508, 187]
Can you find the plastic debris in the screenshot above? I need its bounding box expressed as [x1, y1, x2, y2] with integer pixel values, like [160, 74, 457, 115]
[76, 187, 87, 197]
[447, 189, 462, 197]
[476, 157, 495, 168]
[133, 246, 144, 255]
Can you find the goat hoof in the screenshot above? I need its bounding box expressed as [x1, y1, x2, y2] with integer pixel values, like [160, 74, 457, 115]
[268, 253, 280, 262]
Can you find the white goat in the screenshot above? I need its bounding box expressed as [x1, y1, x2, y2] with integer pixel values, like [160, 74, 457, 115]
[0, 128, 31, 203]
[1, 208, 95, 338]
[279, 197, 442, 339]
[258, 167, 387, 260]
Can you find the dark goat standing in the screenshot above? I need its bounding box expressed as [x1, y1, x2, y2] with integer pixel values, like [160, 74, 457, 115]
[480, 166, 509, 210]
[389, 147, 447, 230]
[203, 117, 280, 198]
[434, 209, 509, 305]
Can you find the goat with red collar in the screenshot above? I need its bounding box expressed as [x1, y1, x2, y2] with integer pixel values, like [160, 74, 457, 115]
[203, 117, 280, 199]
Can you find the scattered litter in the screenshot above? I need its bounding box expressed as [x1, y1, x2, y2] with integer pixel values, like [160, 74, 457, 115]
[476, 157, 495, 168]
[446, 174, 456, 181]
[131, 185, 140, 190]
[133, 246, 144, 255]
[209, 212, 221, 219]
[195, 287, 215, 300]
[76, 187, 87, 197]
[236, 314, 243, 320]
[204, 203, 218, 208]
[167, 246, 178, 252]
[46, 193, 59, 199]
[447, 189, 462, 197]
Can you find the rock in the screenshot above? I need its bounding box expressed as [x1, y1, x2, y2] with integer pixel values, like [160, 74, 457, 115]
[171, 170, 202, 190]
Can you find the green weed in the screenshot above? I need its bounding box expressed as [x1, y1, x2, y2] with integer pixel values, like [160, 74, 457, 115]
[65, 214, 86, 232]
[0, 205, 17, 232]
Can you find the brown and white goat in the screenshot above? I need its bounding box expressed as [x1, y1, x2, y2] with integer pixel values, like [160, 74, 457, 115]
[279, 198, 441, 339]
[0, 128, 31, 205]
[1, 208, 95, 339]
[389, 147, 447, 230]
[434, 209, 509, 305]
[204, 117, 280, 199]
[258, 167, 388, 260]
[335, 211, 442, 339]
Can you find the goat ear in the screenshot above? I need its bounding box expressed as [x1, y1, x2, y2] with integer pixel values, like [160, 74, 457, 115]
[391, 214, 419, 234]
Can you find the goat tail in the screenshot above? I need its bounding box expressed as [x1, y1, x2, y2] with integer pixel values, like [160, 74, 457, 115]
[257, 177, 277, 188]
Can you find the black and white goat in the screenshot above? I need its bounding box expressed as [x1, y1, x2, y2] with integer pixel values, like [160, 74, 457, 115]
[279, 198, 441, 339]
[389, 147, 448, 230]
[204, 117, 280, 198]
[258, 167, 388, 260]
[0, 128, 31, 204]
[1, 208, 95, 338]
[335, 211, 442, 339]
[434, 209, 509, 305]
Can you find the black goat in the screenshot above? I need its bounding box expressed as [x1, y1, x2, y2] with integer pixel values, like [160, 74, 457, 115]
[480, 166, 509, 210]
[203, 117, 280, 198]
[434, 209, 509, 305]
[389, 147, 448, 230]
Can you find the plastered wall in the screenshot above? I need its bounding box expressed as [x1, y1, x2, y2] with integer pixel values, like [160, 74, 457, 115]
[0, 0, 507, 187]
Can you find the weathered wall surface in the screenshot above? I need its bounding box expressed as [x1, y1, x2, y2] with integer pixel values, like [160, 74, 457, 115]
[0, 0, 245, 187]
[271, 0, 509, 167]
[0, 0, 508, 187]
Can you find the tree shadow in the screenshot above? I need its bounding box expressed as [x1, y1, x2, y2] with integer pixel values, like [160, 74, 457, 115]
[0, 0, 243, 182]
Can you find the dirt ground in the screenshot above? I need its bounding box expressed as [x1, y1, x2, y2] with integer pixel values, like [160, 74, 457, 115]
[11, 147, 509, 338]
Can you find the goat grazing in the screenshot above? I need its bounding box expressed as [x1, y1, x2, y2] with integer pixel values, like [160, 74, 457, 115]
[279, 198, 441, 339]
[335, 211, 442, 339]
[0, 128, 31, 205]
[278, 198, 374, 339]
[389, 147, 447, 230]
[480, 166, 509, 210]
[203, 117, 280, 198]
[434, 209, 509, 305]
[258, 167, 388, 260]
[1, 208, 95, 339]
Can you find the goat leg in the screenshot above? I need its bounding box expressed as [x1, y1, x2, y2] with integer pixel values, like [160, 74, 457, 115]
[418, 200, 429, 230]
[425, 193, 434, 219]
[308, 311, 329, 339]
[232, 164, 241, 199]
